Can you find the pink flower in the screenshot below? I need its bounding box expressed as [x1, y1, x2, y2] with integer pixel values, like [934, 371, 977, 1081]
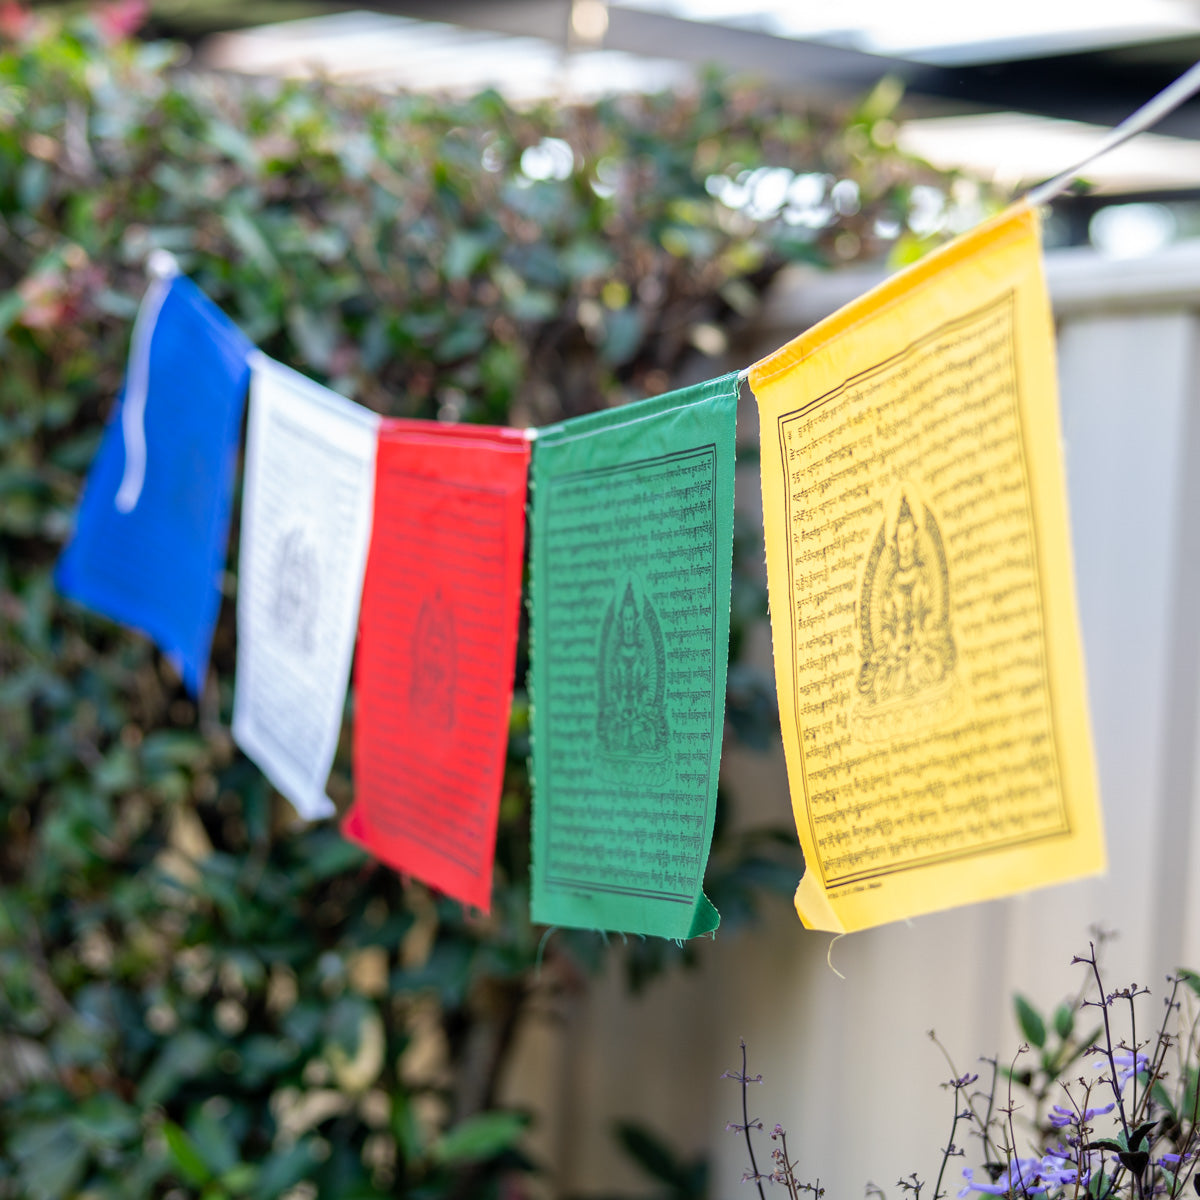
[0, 1, 32, 41]
[91, 0, 147, 43]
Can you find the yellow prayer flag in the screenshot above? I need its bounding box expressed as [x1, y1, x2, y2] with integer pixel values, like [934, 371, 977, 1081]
[750, 203, 1104, 933]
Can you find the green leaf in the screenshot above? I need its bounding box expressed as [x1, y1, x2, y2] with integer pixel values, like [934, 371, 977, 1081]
[73, 1092, 139, 1145]
[1117, 1150, 1150, 1176]
[393, 937, 474, 1006]
[853, 74, 904, 124]
[600, 305, 642, 366]
[140, 729, 208, 773]
[286, 304, 338, 371]
[13, 1120, 88, 1200]
[434, 318, 489, 363]
[138, 1030, 219, 1106]
[1153, 1080, 1178, 1121]
[390, 1091, 424, 1165]
[298, 831, 366, 882]
[188, 1105, 240, 1178]
[1053, 1003, 1074, 1040]
[206, 120, 260, 172]
[1014, 994, 1046, 1048]
[163, 1121, 213, 1187]
[325, 992, 373, 1057]
[223, 207, 279, 274]
[432, 1111, 527, 1165]
[0, 288, 25, 337]
[17, 157, 50, 212]
[506, 287, 559, 322]
[1178, 968, 1200, 997]
[443, 231, 491, 281]
[95, 743, 139, 793]
[1128, 1120, 1158, 1151]
[614, 1121, 690, 1188]
[561, 239, 616, 280]
[218, 1164, 259, 1195]
[251, 1144, 314, 1200]
[239, 1034, 300, 1087]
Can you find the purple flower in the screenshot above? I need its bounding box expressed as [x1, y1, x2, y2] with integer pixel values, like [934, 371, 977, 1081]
[959, 1168, 1009, 1196]
[1114, 1051, 1150, 1073]
[1093, 1051, 1149, 1086]
[1038, 1154, 1084, 1188]
[1048, 1101, 1114, 1129]
[959, 1158, 1048, 1197]
[958, 1153, 1093, 1198]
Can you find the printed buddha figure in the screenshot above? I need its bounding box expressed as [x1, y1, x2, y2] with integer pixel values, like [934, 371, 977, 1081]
[410, 589, 456, 732]
[597, 578, 668, 764]
[271, 526, 320, 655]
[858, 494, 956, 707]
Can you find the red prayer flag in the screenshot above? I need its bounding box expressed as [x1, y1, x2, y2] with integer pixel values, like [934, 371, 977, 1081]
[344, 420, 530, 911]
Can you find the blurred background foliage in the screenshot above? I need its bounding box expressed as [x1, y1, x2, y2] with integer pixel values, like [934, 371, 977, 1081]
[0, 7, 983, 1198]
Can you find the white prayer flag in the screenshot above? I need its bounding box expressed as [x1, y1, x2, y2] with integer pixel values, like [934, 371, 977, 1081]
[232, 354, 380, 820]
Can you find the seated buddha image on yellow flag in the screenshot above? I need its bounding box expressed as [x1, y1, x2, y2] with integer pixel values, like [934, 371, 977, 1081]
[749, 203, 1105, 933]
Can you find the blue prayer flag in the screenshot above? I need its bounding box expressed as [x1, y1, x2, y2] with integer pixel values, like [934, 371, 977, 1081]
[56, 275, 252, 696]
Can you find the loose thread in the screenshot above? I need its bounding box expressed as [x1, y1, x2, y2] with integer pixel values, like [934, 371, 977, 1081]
[534, 925, 557, 977]
[826, 932, 847, 980]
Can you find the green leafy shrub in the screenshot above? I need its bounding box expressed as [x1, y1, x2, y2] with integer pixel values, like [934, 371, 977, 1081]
[0, 10, 974, 1197]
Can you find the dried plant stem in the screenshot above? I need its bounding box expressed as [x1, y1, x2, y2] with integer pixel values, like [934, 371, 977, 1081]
[1084, 945, 1133, 1137]
[738, 1039, 767, 1200]
[1003, 1047, 1031, 1200]
[779, 1128, 800, 1200]
[929, 1032, 1002, 1167]
[1129, 991, 1140, 1117]
[933, 1080, 964, 1200]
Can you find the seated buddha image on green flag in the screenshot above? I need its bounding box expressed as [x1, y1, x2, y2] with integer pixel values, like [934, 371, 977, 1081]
[596, 575, 670, 782]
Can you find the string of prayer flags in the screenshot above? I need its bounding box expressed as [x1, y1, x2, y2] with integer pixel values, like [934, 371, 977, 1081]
[343, 421, 530, 911]
[528, 374, 739, 939]
[749, 202, 1105, 933]
[231, 355, 379, 821]
[56, 275, 252, 696]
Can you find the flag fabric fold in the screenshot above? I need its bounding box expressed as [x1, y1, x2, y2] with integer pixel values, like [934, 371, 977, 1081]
[343, 420, 530, 911]
[56, 275, 252, 697]
[528, 374, 740, 939]
[749, 203, 1104, 933]
[231, 355, 380, 821]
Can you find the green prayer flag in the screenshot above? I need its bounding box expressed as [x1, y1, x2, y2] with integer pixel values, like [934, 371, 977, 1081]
[529, 373, 739, 939]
